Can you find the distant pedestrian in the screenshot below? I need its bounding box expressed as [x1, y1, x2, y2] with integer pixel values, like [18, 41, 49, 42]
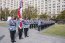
[38, 19, 41, 31]
[17, 18, 23, 39]
[8, 17, 16, 43]
[23, 18, 30, 37]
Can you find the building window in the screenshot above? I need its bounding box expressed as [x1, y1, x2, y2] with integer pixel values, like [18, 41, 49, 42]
[53, 4, 55, 5]
[41, 3, 43, 4]
[57, 11, 60, 13]
[45, 7, 47, 9]
[62, 5, 64, 7]
[62, 8, 65, 10]
[53, 6, 55, 8]
[58, 0, 60, 2]
[64, 0, 65, 1]
[0, 3, 1, 5]
[41, 0, 44, 2]
[64, 5, 65, 7]
[41, 9, 43, 11]
[53, 12, 55, 14]
[45, 2, 47, 4]
[38, 6, 40, 7]
[41, 5, 44, 7]
[53, 9, 55, 11]
[48, 0, 51, 3]
[49, 7, 51, 8]
[45, 0, 47, 1]
[45, 5, 47, 6]
[11, 6, 12, 7]
[41, 8, 43, 9]
[48, 12, 51, 14]
[11, 4, 13, 5]
[64, 2, 65, 3]
[62, 5, 65, 7]
[57, 6, 60, 8]
[49, 4, 51, 6]
[64, 8, 65, 10]
[53, 1, 55, 2]
[45, 10, 47, 12]
[14, 5, 16, 6]
[57, 9, 60, 11]
[35, 4, 37, 6]
[49, 9, 51, 11]
[38, 8, 40, 10]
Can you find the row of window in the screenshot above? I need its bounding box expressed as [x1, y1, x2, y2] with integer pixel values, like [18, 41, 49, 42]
[37, 8, 65, 11]
[47, 11, 60, 14]
[37, 7, 61, 10]
[35, 5, 65, 9]
[37, 6, 65, 9]
[29, 3, 65, 6]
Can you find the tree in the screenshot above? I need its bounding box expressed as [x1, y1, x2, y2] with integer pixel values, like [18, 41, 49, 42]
[23, 6, 38, 19]
[14, 9, 18, 17]
[4, 8, 10, 20]
[0, 7, 2, 20]
[1, 10, 5, 20]
[0, 8, 10, 20]
[56, 10, 65, 20]
[0, 7, 18, 20]
[10, 10, 14, 16]
[39, 13, 48, 19]
[52, 15, 56, 19]
[9, 9, 18, 18]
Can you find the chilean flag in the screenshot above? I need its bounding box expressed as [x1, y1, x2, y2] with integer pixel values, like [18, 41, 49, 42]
[18, 0, 23, 29]
[18, 0, 23, 18]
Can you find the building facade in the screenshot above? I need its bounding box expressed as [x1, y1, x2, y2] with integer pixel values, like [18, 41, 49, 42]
[0, 0, 19, 10]
[23, 0, 65, 17]
[0, 0, 65, 17]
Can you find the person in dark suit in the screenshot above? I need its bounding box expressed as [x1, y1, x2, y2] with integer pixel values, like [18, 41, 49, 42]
[8, 17, 16, 43]
[17, 18, 23, 39]
[38, 19, 41, 31]
[23, 18, 30, 37]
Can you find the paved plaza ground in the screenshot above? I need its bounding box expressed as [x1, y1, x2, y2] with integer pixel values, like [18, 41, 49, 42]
[0, 26, 65, 43]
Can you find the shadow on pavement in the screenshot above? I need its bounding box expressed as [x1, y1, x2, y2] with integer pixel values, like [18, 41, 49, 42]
[15, 32, 18, 38]
[0, 35, 5, 41]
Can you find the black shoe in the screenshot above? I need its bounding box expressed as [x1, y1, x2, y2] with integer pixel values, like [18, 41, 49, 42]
[25, 36, 27, 38]
[19, 38, 21, 39]
[11, 40, 16, 42]
[26, 36, 29, 37]
[14, 41, 16, 42]
[25, 36, 29, 38]
[21, 37, 23, 39]
[25, 36, 29, 37]
[19, 37, 23, 39]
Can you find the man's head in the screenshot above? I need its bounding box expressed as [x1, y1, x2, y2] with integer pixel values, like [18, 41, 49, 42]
[11, 16, 16, 20]
[24, 17, 28, 20]
[19, 18, 23, 21]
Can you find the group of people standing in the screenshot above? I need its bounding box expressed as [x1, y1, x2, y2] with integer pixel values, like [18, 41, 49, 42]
[8, 17, 30, 43]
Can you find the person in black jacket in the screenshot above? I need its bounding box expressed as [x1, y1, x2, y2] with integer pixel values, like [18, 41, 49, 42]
[17, 18, 23, 39]
[8, 17, 16, 43]
[23, 18, 30, 37]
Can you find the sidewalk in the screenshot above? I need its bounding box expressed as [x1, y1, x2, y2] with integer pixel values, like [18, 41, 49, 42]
[0, 27, 65, 43]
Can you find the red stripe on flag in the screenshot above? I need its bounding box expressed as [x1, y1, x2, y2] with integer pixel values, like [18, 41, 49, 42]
[18, 8, 21, 18]
[17, 0, 23, 18]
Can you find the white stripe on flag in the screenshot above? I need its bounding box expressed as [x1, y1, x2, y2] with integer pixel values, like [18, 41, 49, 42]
[20, 8, 22, 17]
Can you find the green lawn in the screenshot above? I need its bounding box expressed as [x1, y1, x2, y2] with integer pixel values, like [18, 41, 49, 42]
[42, 24, 65, 37]
[0, 22, 8, 27]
